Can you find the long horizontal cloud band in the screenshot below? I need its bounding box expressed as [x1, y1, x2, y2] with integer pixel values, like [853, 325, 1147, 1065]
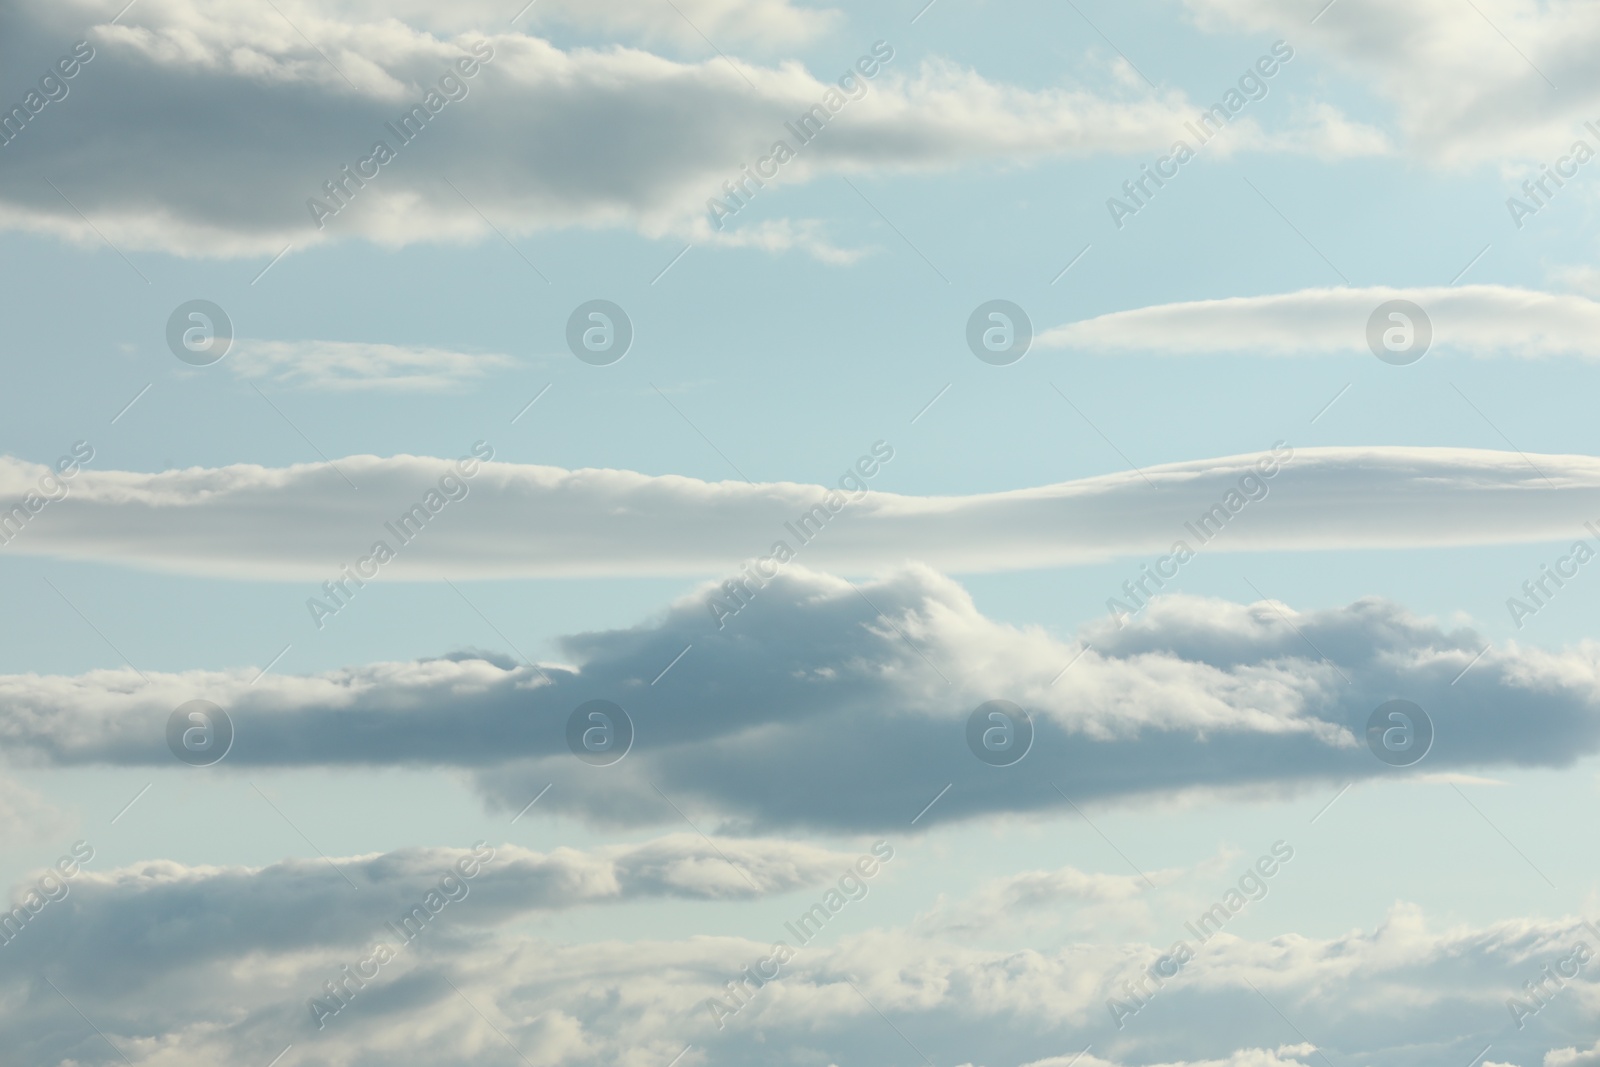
[2, 567, 1594, 830]
[4, 446, 1600, 579]
[0, 0, 1352, 258]
[4, 856, 1594, 1067]
[0, 835, 869, 978]
[1038, 285, 1600, 357]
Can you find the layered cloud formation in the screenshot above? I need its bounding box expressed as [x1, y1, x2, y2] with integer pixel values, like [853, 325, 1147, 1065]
[0, 835, 871, 975]
[3, 446, 1600, 578]
[3, 566, 1596, 829]
[6, 832, 1595, 1067]
[0, 834, 898, 1066]
[7, 4, 1600, 1065]
[0, 0, 1589, 264]
[0, 0, 1376, 258]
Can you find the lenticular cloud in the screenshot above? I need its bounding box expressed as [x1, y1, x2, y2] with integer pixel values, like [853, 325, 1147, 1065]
[3, 444, 1600, 579]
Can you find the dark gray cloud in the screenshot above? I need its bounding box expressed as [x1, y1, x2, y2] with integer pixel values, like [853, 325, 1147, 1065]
[0, 0, 1359, 258]
[0, 834, 866, 986]
[0, 0, 1203, 259]
[2, 565, 1596, 830]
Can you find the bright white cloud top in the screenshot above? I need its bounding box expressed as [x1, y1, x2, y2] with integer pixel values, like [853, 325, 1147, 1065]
[3, 832, 1594, 1067]
[1039, 286, 1600, 358]
[0, 0, 1378, 258]
[3, 444, 1599, 578]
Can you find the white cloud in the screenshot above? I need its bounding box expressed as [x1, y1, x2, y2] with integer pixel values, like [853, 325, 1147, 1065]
[1184, 0, 1600, 166]
[914, 859, 1189, 938]
[0, 0, 1380, 258]
[1025, 1049, 1320, 1067]
[5, 444, 1600, 579]
[227, 339, 515, 390]
[1549, 263, 1600, 297]
[0, 834, 873, 976]
[1266, 100, 1392, 159]
[1414, 772, 1510, 786]
[3, 855, 1593, 1067]
[1039, 285, 1600, 358]
[1550, 1039, 1600, 1067]
[313, 0, 843, 49]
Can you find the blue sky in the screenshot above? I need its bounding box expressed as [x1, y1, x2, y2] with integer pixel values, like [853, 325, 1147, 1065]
[3, 1, 1600, 1066]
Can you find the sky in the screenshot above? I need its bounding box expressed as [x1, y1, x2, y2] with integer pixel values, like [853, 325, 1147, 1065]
[2, 0, 1600, 1065]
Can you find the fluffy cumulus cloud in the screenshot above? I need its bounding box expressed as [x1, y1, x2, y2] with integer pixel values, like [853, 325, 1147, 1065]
[0, 833, 903, 1066]
[5, 445, 1600, 579]
[1551, 1040, 1600, 1067]
[1040, 285, 1600, 358]
[4, 840, 1596, 1067]
[0, 0, 1374, 258]
[1184, 0, 1600, 166]
[4, 566, 1600, 830]
[0, 835, 870, 979]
